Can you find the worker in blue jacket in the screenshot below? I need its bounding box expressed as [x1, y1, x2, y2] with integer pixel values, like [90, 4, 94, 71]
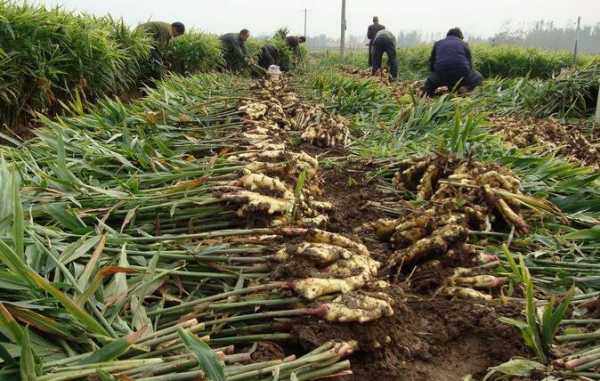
[424, 28, 483, 97]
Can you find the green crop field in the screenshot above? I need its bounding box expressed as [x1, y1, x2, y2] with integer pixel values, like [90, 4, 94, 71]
[0, 1, 303, 132]
[1, 1, 600, 380]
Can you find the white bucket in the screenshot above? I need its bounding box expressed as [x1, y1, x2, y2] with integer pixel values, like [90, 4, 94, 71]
[268, 65, 282, 81]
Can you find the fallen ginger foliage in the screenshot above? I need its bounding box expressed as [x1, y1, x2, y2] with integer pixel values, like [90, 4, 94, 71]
[0, 74, 389, 380]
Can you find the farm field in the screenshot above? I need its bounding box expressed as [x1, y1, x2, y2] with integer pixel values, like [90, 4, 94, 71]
[3, 2, 600, 380]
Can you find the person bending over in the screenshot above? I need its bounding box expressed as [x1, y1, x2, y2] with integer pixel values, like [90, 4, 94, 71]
[285, 35, 306, 68]
[424, 27, 483, 97]
[137, 21, 185, 51]
[220, 29, 251, 71]
[136, 21, 185, 78]
[258, 44, 281, 70]
[371, 29, 398, 81]
[367, 17, 385, 67]
[286, 35, 306, 56]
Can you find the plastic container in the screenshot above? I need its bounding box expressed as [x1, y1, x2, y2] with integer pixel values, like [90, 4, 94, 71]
[268, 65, 282, 81]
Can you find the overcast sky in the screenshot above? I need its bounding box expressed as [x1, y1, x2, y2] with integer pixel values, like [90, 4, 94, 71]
[30, 0, 600, 39]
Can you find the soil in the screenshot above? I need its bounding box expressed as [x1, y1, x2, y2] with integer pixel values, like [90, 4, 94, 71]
[0, 120, 38, 144]
[408, 262, 457, 293]
[320, 167, 389, 235]
[293, 290, 527, 381]
[318, 165, 396, 265]
[294, 142, 349, 158]
[579, 297, 600, 318]
[273, 256, 321, 279]
[244, 78, 530, 381]
[292, 163, 527, 380]
[250, 341, 287, 362]
[490, 115, 600, 167]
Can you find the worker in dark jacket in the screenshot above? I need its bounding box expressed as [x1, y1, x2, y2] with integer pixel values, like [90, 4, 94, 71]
[424, 28, 483, 97]
[220, 29, 251, 71]
[367, 17, 385, 67]
[286, 36, 306, 53]
[136, 21, 185, 79]
[285, 35, 306, 68]
[372, 29, 398, 80]
[137, 21, 185, 50]
[258, 44, 281, 70]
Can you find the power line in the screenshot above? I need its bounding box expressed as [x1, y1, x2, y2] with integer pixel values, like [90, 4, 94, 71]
[573, 16, 581, 64]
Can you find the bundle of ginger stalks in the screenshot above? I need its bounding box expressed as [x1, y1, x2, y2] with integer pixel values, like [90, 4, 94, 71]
[0, 73, 395, 380]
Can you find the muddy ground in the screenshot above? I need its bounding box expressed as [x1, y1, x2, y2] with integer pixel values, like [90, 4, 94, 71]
[287, 163, 529, 380]
[490, 115, 600, 167]
[294, 295, 525, 381]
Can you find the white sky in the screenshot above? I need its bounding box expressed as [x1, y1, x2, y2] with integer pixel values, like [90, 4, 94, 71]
[29, 0, 600, 39]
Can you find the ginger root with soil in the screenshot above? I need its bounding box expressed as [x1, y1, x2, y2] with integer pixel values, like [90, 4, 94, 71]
[363, 154, 554, 300]
[271, 229, 383, 301]
[242, 79, 352, 148]
[219, 228, 395, 323]
[220, 79, 341, 226]
[491, 116, 600, 167]
[392, 154, 531, 233]
[229, 79, 396, 323]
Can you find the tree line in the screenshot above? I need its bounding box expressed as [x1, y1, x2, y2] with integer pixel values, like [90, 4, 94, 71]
[306, 20, 600, 54]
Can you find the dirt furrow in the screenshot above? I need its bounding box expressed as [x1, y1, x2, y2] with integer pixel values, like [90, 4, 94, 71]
[236, 77, 529, 381]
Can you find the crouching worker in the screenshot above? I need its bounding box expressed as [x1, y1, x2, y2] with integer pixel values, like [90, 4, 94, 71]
[372, 29, 398, 81]
[424, 28, 483, 97]
[220, 29, 251, 72]
[258, 44, 281, 71]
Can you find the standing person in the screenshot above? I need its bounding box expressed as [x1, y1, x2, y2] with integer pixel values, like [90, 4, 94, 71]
[136, 21, 185, 78]
[367, 17, 385, 67]
[424, 27, 483, 97]
[220, 29, 251, 71]
[372, 29, 398, 81]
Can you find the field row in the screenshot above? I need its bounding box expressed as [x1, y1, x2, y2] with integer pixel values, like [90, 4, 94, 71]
[298, 57, 600, 379]
[0, 1, 304, 130]
[330, 44, 599, 80]
[2, 2, 600, 378]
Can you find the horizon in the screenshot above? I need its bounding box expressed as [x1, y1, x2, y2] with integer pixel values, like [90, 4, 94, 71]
[27, 0, 600, 41]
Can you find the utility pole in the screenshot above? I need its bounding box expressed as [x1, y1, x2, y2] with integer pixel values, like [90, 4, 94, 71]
[574, 16, 581, 65]
[595, 83, 600, 125]
[304, 8, 308, 37]
[340, 0, 347, 57]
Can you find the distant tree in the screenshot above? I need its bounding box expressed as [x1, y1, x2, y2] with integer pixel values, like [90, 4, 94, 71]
[489, 20, 600, 54]
[304, 20, 600, 54]
[397, 31, 423, 47]
[275, 27, 289, 40]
